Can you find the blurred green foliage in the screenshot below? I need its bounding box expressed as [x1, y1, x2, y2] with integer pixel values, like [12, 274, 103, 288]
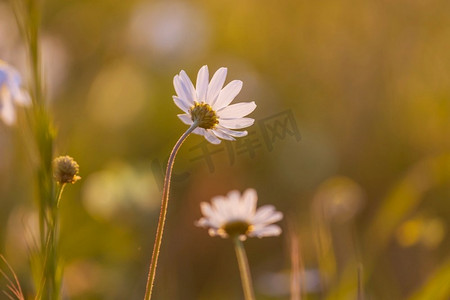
[1, 0, 450, 299]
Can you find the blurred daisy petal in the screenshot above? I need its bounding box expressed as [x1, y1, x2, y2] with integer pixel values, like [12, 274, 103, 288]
[251, 225, 282, 238]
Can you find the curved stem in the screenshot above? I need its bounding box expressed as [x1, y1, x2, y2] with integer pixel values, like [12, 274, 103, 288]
[233, 236, 256, 300]
[144, 123, 198, 300]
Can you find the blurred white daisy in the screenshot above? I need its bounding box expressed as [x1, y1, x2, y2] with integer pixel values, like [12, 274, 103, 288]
[196, 189, 283, 240]
[173, 65, 256, 144]
[0, 60, 30, 125]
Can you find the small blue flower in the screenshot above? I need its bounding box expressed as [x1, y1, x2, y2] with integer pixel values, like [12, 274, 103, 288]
[0, 60, 31, 125]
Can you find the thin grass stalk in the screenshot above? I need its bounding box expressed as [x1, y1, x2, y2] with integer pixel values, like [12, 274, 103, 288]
[0, 255, 25, 300]
[144, 122, 198, 300]
[17, 0, 59, 298]
[357, 264, 364, 300]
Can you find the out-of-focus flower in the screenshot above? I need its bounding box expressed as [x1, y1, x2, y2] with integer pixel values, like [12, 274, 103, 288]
[5, 206, 39, 266]
[128, 1, 210, 63]
[313, 176, 365, 223]
[0, 60, 30, 125]
[53, 155, 81, 184]
[41, 35, 70, 100]
[257, 269, 321, 297]
[82, 161, 158, 221]
[64, 260, 103, 298]
[396, 216, 446, 249]
[87, 60, 147, 129]
[173, 65, 256, 144]
[0, 3, 22, 57]
[196, 189, 283, 240]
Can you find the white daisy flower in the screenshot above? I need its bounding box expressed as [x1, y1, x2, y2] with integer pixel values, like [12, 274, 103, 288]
[0, 60, 31, 126]
[196, 189, 283, 241]
[173, 65, 256, 144]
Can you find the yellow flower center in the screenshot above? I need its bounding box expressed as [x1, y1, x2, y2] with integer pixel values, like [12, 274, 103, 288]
[189, 102, 219, 129]
[221, 220, 253, 237]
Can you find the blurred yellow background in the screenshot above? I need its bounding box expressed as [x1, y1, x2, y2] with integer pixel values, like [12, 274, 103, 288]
[1, 0, 450, 299]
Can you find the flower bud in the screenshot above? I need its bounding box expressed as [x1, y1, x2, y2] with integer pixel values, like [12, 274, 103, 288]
[53, 155, 81, 184]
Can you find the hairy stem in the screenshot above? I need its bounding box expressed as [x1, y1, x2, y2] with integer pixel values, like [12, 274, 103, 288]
[144, 122, 198, 300]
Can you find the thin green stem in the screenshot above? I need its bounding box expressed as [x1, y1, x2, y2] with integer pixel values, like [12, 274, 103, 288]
[144, 122, 198, 300]
[12, 0, 59, 299]
[56, 184, 66, 209]
[44, 183, 65, 300]
[233, 236, 256, 300]
[21, 0, 57, 298]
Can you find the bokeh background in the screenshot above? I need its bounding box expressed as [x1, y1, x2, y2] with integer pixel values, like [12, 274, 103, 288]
[1, 0, 450, 299]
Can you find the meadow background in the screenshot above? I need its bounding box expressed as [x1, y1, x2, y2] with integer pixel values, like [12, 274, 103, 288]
[1, 0, 450, 299]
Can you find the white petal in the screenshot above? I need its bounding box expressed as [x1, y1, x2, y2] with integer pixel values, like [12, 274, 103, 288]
[256, 211, 283, 225]
[200, 202, 224, 226]
[196, 65, 209, 102]
[195, 218, 207, 227]
[213, 80, 242, 110]
[179, 70, 197, 102]
[217, 101, 256, 118]
[13, 89, 31, 106]
[211, 196, 231, 220]
[0, 89, 16, 125]
[173, 96, 191, 113]
[216, 125, 248, 137]
[204, 130, 221, 144]
[212, 129, 235, 141]
[173, 75, 186, 98]
[173, 75, 194, 105]
[9, 74, 30, 106]
[192, 127, 206, 136]
[218, 118, 254, 129]
[250, 225, 282, 238]
[241, 189, 257, 217]
[206, 67, 227, 105]
[177, 114, 193, 125]
[227, 190, 241, 201]
[196, 218, 219, 229]
[226, 190, 241, 218]
[10, 70, 22, 85]
[252, 205, 276, 224]
[216, 196, 238, 220]
[200, 202, 214, 218]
